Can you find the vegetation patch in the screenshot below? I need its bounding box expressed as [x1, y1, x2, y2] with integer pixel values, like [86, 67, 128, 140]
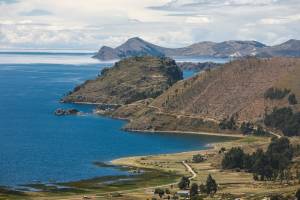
[264, 87, 290, 100]
[264, 107, 300, 136]
[222, 137, 294, 182]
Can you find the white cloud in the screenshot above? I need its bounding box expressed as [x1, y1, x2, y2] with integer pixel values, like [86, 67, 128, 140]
[0, 0, 299, 49]
[259, 14, 300, 25]
[185, 15, 211, 24]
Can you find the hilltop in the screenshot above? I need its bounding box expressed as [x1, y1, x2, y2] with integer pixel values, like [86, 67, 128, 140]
[93, 37, 300, 60]
[63, 56, 183, 105]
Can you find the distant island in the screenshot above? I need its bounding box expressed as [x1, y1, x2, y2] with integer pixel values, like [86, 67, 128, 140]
[93, 37, 300, 60]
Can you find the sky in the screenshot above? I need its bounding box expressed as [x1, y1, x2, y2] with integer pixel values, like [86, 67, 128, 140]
[0, 0, 300, 50]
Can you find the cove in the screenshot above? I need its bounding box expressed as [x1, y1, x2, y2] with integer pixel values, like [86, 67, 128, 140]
[0, 52, 228, 187]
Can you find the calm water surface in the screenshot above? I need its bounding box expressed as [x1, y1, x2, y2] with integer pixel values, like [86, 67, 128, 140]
[0, 51, 228, 187]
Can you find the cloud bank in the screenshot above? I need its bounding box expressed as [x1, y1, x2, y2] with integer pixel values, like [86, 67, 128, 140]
[0, 0, 299, 49]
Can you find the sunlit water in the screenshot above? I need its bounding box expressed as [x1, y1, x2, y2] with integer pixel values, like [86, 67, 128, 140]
[0, 51, 228, 187]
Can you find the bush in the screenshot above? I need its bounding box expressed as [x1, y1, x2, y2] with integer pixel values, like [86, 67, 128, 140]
[219, 116, 237, 130]
[296, 188, 300, 200]
[154, 188, 165, 198]
[240, 122, 254, 134]
[288, 93, 298, 105]
[190, 183, 198, 197]
[191, 195, 204, 200]
[178, 176, 190, 190]
[165, 188, 170, 194]
[253, 125, 271, 136]
[264, 87, 290, 100]
[270, 194, 286, 200]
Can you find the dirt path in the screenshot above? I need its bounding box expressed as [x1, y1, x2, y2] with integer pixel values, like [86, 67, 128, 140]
[182, 161, 197, 180]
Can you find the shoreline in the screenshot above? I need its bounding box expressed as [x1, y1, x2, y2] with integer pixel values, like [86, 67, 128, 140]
[66, 101, 245, 138]
[125, 129, 245, 138]
[111, 146, 215, 167]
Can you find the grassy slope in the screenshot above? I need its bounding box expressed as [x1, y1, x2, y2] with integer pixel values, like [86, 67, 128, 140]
[125, 57, 300, 133]
[63, 56, 182, 104]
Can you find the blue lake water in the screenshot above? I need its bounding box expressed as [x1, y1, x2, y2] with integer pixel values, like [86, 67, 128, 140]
[0, 51, 228, 187]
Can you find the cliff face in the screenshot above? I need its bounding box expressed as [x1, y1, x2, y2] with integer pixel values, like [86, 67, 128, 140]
[93, 37, 300, 61]
[124, 57, 300, 133]
[63, 56, 183, 105]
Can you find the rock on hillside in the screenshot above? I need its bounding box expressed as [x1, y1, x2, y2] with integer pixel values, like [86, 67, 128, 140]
[124, 57, 300, 133]
[63, 56, 183, 105]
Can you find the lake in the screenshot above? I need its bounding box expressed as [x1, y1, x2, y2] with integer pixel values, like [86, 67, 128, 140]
[0, 51, 228, 188]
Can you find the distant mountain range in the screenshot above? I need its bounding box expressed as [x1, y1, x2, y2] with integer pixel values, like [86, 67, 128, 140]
[93, 37, 300, 60]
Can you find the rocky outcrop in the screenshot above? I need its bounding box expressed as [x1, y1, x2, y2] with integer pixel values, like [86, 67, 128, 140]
[63, 56, 183, 105]
[54, 108, 79, 116]
[93, 37, 300, 61]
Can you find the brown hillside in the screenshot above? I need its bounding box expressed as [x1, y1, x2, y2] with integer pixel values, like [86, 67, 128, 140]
[124, 57, 300, 132]
[63, 56, 183, 105]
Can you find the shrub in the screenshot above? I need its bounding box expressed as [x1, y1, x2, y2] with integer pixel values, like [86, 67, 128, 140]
[191, 195, 204, 200]
[288, 93, 298, 105]
[165, 188, 170, 194]
[154, 188, 165, 198]
[253, 125, 271, 136]
[270, 194, 286, 200]
[264, 87, 290, 100]
[190, 183, 198, 197]
[199, 184, 206, 194]
[219, 116, 237, 130]
[296, 188, 300, 200]
[240, 122, 254, 134]
[178, 177, 190, 190]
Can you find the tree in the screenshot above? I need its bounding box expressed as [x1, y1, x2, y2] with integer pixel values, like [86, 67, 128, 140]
[264, 107, 300, 136]
[205, 174, 217, 195]
[222, 147, 245, 169]
[199, 183, 206, 194]
[178, 176, 190, 189]
[190, 183, 198, 197]
[219, 116, 237, 130]
[240, 122, 254, 134]
[165, 188, 170, 194]
[296, 188, 300, 200]
[154, 188, 165, 198]
[288, 93, 298, 105]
